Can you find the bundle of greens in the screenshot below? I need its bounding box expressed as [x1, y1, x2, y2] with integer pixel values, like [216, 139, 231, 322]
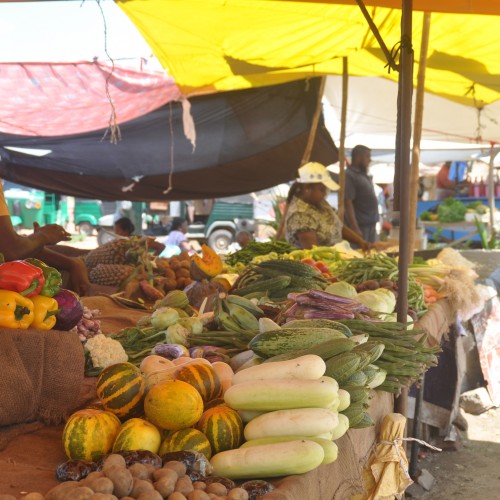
[436, 197, 467, 222]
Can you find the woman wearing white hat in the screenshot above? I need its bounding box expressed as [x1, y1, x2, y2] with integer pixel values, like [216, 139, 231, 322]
[283, 162, 370, 250]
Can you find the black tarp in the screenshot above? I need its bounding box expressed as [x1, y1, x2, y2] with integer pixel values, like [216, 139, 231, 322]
[0, 78, 337, 201]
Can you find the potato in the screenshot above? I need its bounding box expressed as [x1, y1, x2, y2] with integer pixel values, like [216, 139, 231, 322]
[0, 496, 17, 500]
[101, 454, 127, 471]
[153, 468, 178, 482]
[87, 477, 114, 495]
[89, 495, 118, 500]
[137, 492, 163, 500]
[193, 482, 207, 490]
[21, 494, 45, 500]
[144, 464, 158, 476]
[167, 493, 187, 500]
[164, 461, 187, 477]
[227, 488, 249, 500]
[175, 476, 194, 496]
[104, 465, 133, 498]
[45, 481, 80, 500]
[154, 473, 177, 498]
[62, 486, 94, 499]
[81, 471, 105, 486]
[205, 483, 227, 497]
[129, 463, 150, 480]
[187, 491, 211, 500]
[131, 478, 155, 498]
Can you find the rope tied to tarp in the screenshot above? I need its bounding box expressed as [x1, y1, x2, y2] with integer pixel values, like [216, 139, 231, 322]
[384, 35, 412, 74]
[380, 437, 442, 480]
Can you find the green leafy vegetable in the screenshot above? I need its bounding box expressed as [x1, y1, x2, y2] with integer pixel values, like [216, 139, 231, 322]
[225, 240, 294, 266]
[436, 197, 467, 223]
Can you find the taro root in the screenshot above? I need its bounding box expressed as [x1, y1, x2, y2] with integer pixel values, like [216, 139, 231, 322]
[160, 451, 213, 476]
[203, 476, 236, 491]
[116, 449, 162, 469]
[240, 480, 275, 500]
[56, 460, 98, 482]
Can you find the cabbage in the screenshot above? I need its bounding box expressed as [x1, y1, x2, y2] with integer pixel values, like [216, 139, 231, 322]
[54, 289, 84, 330]
[379, 312, 414, 329]
[165, 323, 190, 345]
[325, 281, 358, 298]
[151, 307, 180, 329]
[355, 289, 396, 314]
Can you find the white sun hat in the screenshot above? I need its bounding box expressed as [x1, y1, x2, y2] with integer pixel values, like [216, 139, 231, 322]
[297, 162, 340, 191]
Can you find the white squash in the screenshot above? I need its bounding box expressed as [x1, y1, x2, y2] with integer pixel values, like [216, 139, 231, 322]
[232, 354, 325, 385]
[210, 440, 324, 479]
[244, 408, 339, 440]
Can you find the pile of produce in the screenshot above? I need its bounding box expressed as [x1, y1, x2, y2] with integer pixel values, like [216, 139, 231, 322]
[0, 258, 84, 331]
[224, 240, 294, 268]
[56, 349, 360, 497]
[420, 198, 491, 223]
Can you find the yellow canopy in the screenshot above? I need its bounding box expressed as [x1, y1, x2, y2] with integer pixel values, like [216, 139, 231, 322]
[117, 1, 500, 107]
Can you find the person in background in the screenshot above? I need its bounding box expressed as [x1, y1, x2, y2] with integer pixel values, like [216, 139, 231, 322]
[113, 217, 135, 237]
[114, 216, 166, 256]
[161, 217, 194, 256]
[0, 181, 90, 295]
[284, 162, 372, 250]
[344, 145, 380, 243]
[227, 230, 254, 253]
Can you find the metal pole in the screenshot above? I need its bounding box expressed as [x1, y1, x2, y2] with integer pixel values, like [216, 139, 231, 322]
[394, 0, 414, 417]
[409, 374, 425, 478]
[488, 143, 498, 236]
[338, 57, 349, 222]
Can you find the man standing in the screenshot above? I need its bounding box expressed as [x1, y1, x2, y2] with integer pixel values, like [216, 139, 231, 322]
[344, 145, 380, 243]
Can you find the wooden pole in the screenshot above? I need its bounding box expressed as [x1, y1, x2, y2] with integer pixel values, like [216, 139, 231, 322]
[338, 57, 349, 222]
[300, 76, 327, 165]
[488, 143, 498, 236]
[408, 13, 431, 259]
[394, 0, 414, 417]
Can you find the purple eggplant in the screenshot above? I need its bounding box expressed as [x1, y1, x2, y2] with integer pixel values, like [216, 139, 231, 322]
[54, 289, 84, 331]
[152, 344, 187, 360]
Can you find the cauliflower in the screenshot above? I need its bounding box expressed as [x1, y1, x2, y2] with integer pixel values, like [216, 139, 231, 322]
[85, 334, 128, 369]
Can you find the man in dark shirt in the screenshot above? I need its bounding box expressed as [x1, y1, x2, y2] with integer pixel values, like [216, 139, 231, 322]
[344, 145, 380, 243]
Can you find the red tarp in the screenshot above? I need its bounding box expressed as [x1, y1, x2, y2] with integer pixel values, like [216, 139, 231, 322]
[0, 62, 179, 136]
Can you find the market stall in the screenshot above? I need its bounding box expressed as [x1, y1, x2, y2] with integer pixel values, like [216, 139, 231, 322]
[0, 241, 489, 499]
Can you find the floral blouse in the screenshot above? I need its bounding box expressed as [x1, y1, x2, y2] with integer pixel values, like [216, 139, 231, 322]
[285, 197, 343, 248]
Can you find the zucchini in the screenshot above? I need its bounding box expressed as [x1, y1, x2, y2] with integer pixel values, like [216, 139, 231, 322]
[238, 410, 266, 423]
[232, 275, 291, 296]
[249, 328, 345, 358]
[210, 439, 325, 479]
[257, 259, 323, 278]
[284, 319, 353, 337]
[241, 436, 338, 465]
[324, 352, 363, 382]
[244, 408, 339, 440]
[232, 354, 326, 385]
[224, 378, 337, 411]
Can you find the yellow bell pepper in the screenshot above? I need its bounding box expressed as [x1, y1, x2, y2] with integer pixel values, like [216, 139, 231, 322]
[0, 290, 34, 329]
[31, 294, 59, 330]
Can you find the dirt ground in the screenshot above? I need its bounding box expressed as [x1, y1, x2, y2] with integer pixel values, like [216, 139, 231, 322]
[407, 407, 500, 498]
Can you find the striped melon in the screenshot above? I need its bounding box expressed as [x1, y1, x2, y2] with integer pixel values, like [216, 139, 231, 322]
[195, 405, 243, 454]
[175, 362, 223, 403]
[62, 408, 121, 461]
[144, 379, 204, 431]
[112, 418, 162, 454]
[96, 362, 147, 419]
[159, 428, 212, 459]
[204, 398, 227, 410]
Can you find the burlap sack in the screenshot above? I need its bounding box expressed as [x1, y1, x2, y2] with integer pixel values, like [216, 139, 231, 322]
[0, 328, 85, 427]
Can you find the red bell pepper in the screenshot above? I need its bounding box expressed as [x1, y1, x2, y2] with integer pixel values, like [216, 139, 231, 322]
[0, 261, 46, 297]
